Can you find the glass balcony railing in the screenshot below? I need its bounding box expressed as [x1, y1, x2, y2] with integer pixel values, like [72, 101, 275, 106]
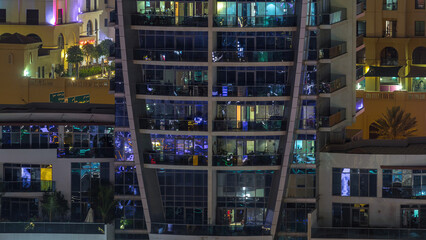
[57, 147, 114, 158]
[134, 49, 208, 62]
[0, 222, 106, 234]
[356, 98, 364, 112]
[311, 227, 426, 239]
[213, 154, 281, 166]
[319, 75, 346, 94]
[139, 118, 208, 131]
[1, 181, 55, 192]
[212, 50, 294, 62]
[151, 223, 270, 236]
[212, 85, 291, 97]
[356, 66, 364, 80]
[143, 153, 208, 166]
[319, 42, 347, 59]
[320, 8, 347, 25]
[356, 2, 365, 15]
[356, 34, 364, 48]
[213, 15, 297, 27]
[382, 187, 426, 199]
[131, 14, 208, 27]
[213, 119, 286, 131]
[136, 83, 208, 97]
[319, 109, 346, 127]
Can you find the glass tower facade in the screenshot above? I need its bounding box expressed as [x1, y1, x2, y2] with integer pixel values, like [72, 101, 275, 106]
[114, 0, 356, 239]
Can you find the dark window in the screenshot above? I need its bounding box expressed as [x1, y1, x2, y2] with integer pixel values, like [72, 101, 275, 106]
[57, 9, 63, 24]
[104, 18, 108, 27]
[95, 19, 98, 33]
[380, 47, 398, 66]
[26, 9, 39, 25]
[42, 66, 45, 78]
[86, 0, 91, 11]
[413, 47, 426, 64]
[94, 0, 98, 10]
[333, 203, 369, 227]
[87, 20, 93, 36]
[0, 9, 6, 23]
[105, 0, 108, 3]
[415, 21, 425, 36]
[416, 0, 425, 9]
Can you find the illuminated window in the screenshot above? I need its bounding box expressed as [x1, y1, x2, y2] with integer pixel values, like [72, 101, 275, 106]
[293, 135, 316, 164]
[415, 0, 425, 9]
[332, 168, 377, 197]
[383, 0, 397, 10]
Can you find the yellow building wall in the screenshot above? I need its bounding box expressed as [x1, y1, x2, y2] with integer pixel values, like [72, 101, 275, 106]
[348, 91, 426, 139]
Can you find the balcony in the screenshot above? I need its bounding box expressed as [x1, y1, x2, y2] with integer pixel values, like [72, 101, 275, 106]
[213, 119, 286, 132]
[212, 50, 294, 62]
[319, 75, 346, 94]
[1, 181, 55, 192]
[139, 118, 208, 131]
[213, 154, 281, 166]
[319, 108, 346, 128]
[320, 8, 347, 25]
[311, 227, 426, 239]
[357, 1, 366, 15]
[0, 222, 105, 235]
[57, 147, 114, 158]
[134, 49, 208, 62]
[143, 153, 207, 166]
[356, 35, 364, 48]
[213, 15, 297, 27]
[319, 42, 347, 60]
[151, 223, 270, 236]
[136, 83, 208, 97]
[356, 66, 364, 80]
[131, 14, 208, 27]
[382, 187, 426, 199]
[212, 85, 291, 97]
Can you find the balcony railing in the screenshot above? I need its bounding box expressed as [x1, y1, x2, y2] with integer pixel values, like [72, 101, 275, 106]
[213, 119, 286, 132]
[356, 34, 364, 48]
[319, 75, 346, 94]
[321, 8, 347, 25]
[1, 181, 55, 192]
[136, 83, 208, 97]
[383, 3, 397, 10]
[57, 147, 114, 158]
[356, 2, 365, 15]
[213, 15, 297, 27]
[319, 109, 346, 127]
[382, 187, 426, 199]
[134, 49, 208, 62]
[131, 14, 208, 27]
[212, 85, 291, 97]
[213, 154, 281, 166]
[356, 66, 364, 80]
[212, 50, 294, 62]
[0, 222, 105, 234]
[139, 118, 208, 131]
[143, 153, 207, 166]
[151, 223, 270, 236]
[311, 227, 426, 239]
[319, 42, 347, 59]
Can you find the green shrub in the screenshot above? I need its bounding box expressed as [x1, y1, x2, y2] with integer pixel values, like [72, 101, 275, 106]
[79, 66, 102, 78]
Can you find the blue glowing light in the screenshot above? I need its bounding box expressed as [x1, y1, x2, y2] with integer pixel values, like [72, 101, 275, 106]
[341, 168, 350, 196]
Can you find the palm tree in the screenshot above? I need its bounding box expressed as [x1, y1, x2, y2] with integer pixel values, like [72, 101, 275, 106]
[41, 191, 69, 222]
[94, 184, 117, 224]
[67, 45, 84, 78]
[370, 106, 417, 139]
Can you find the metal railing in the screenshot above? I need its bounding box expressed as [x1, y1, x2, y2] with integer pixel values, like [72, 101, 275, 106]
[212, 50, 294, 62]
[213, 154, 281, 166]
[151, 223, 270, 236]
[143, 153, 208, 166]
[356, 34, 364, 47]
[1, 181, 55, 192]
[139, 118, 208, 131]
[319, 75, 346, 94]
[213, 119, 286, 131]
[136, 83, 208, 97]
[319, 42, 347, 59]
[131, 14, 208, 27]
[212, 85, 291, 97]
[356, 2, 365, 15]
[321, 8, 347, 25]
[319, 109, 346, 127]
[0, 222, 105, 234]
[213, 15, 296, 27]
[382, 187, 426, 199]
[57, 147, 114, 158]
[134, 49, 208, 62]
[312, 227, 426, 239]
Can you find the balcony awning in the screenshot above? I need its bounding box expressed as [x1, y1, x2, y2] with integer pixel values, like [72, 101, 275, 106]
[405, 66, 426, 78]
[364, 66, 402, 77]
